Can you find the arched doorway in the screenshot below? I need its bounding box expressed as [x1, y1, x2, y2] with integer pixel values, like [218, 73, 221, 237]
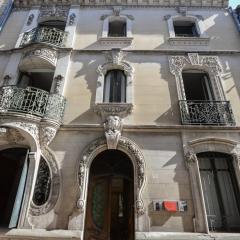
[0, 148, 29, 228]
[84, 149, 134, 240]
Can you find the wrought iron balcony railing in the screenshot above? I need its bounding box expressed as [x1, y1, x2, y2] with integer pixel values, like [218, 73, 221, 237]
[0, 86, 66, 123]
[20, 27, 67, 47]
[179, 100, 235, 126]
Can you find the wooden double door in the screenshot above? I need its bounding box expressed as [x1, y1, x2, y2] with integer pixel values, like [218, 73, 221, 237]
[85, 175, 134, 240]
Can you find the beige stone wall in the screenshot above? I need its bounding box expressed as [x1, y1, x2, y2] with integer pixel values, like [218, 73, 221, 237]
[0, 10, 27, 50]
[75, 8, 240, 51]
[46, 130, 193, 232]
[3, 7, 240, 51]
[63, 53, 240, 125]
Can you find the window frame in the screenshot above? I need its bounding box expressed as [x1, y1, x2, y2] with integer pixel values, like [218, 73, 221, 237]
[99, 15, 133, 45]
[166, 15, 210, 46]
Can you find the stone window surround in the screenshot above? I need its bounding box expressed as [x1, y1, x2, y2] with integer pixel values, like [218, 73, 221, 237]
[99, 15, 133, 45]
[183, 137, 240, 233]
[169, 53, 226, 102]
[94, 49, 134, 119]
[165, 15, 210, 46]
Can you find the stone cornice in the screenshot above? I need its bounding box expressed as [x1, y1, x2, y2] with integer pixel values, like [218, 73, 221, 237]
[13, 0, 228, 9]
[59, 124, 240, 132]
[1, 48, 240, 55]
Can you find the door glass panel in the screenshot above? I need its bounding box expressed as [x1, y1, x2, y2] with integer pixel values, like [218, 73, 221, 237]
[92, 182, 106, 229]
[198, 152, 240, 232]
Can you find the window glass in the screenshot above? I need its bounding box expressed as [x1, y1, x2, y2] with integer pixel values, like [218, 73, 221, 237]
[174, 21, 199, 37]
[108, 20, 127, 37]
[104, 70, 126, 103]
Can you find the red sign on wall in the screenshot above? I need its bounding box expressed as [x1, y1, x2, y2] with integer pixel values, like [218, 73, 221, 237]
[163, 201, 178, 212]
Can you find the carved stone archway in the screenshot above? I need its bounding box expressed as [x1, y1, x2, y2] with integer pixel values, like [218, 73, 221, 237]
[183, 137, 240, 233]
[76, 136, 146, 235]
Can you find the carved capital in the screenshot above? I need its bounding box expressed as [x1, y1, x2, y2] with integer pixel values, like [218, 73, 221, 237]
[27, 14, 34, 25]
[104, 115, 123, 149]
[184, 147, 197, 168]
[68, 13, 76, 25]
[54, 75, 64, 94]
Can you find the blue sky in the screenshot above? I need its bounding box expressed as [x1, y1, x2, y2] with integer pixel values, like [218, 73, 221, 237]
[229, 0, 239, 7]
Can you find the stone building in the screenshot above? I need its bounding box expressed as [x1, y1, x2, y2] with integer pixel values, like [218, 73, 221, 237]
[0, 0, 240, 239]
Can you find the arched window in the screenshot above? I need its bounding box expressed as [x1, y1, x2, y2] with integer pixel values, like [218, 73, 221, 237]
[32, 157, 51, 206]
[108, 18, 126, 37]
[103, 70, 126, 103]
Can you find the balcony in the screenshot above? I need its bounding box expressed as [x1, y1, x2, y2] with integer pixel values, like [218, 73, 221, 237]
[20, 27, 67, 47]
[0, 86, 66, 123]
[179, 100, 235, 126]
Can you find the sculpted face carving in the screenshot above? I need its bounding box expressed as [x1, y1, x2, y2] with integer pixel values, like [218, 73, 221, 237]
[104, 115, 123, 149]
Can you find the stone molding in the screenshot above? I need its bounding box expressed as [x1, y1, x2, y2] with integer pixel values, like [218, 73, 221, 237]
[77, 136, 146, 216]
[169, 53, 225, 101]
[30, 147, 60, 216]
[168, 37, 210, 46]
[98, 36, 133, 45]
[94, 103, 133, 119]
[13, 0, 228, 8]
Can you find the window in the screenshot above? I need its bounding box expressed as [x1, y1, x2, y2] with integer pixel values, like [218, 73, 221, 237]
[198, 152, 240, 232]
[173, 21, 199, 37]
[108, 19, 126, 37]
[166, 15, 209, 46]
[182, 70, 214, 101]
[18, 69, 54, 92]
[103, 70, 126, 103]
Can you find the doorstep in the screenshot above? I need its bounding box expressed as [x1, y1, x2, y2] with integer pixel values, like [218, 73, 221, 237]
[0, 230, 240, 240]
[136, 232, 240, 240]
[0, 229, 82, 240]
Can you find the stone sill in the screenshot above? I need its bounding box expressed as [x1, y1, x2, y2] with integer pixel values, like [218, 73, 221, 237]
[168, 37, 210, 46]
[98, 37, 133, 45]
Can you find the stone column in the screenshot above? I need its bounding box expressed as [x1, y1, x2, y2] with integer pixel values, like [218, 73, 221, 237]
[184, 149, 209, 233]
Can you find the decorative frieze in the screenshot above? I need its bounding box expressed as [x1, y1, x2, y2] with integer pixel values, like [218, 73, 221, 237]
[38, 5, 69, 23]
[13, 0, 228, 8]
[23, 48, 57, 66]
[94, 103, 133, 119]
